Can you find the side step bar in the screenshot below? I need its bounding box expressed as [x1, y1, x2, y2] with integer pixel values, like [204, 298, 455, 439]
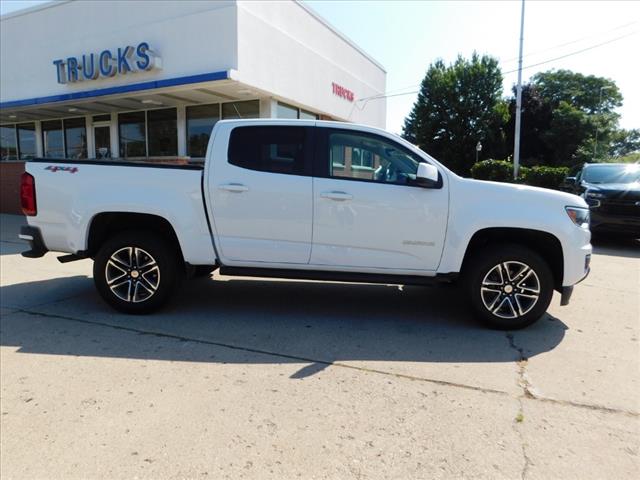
[218, 266, 457, 286]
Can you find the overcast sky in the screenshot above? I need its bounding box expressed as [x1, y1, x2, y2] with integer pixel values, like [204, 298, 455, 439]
[2, 0, 639, 134]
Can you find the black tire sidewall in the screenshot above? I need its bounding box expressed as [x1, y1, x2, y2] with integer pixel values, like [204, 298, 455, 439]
[93, 230, 177, 314]
[466, 244, 555, 330]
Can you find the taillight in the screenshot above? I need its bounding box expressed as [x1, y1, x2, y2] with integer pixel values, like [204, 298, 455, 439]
[20, 172, 37, 216]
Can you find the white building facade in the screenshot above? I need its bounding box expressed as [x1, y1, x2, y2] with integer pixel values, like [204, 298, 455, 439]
[0, 0, 386, 163]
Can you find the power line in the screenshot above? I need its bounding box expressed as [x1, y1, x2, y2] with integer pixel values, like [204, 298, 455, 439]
[501, 20, 638, 64]
[354, 29, 639, 106]
[502, 29, 638, 74]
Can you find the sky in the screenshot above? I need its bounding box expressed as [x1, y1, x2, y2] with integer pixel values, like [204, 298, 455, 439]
[2, 0, 639, 133]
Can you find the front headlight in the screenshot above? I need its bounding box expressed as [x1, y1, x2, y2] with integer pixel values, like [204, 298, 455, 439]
[565, 206, 590, 229]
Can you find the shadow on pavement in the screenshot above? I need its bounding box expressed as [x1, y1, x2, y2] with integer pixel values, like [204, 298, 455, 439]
[1, 274, 568, 378]
[591, 234, 639, 259]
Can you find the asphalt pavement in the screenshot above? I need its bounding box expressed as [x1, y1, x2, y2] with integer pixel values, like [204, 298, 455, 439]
[1, 213, 638, 479]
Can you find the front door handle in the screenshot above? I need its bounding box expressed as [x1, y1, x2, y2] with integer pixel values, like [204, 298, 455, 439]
[320, 191, 353, 201]
[219, 183, 249, 193]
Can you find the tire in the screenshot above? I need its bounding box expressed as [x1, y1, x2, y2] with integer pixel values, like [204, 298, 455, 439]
[93, 230, 178, 314]
[464, 244, 554, 330]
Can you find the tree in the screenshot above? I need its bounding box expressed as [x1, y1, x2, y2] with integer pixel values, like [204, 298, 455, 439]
[514, 70, 623, 166]
[402, 53, 508, 175]
[505, 84, 553, 166]
[608, 129, 640, 158]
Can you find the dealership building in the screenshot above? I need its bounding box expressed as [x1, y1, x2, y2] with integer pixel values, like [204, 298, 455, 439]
[0, 0, 386, 213]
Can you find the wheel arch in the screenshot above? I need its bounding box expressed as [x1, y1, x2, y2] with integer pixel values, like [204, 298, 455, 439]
[460, 227, 564, 291]
[87, 212, 185, 265]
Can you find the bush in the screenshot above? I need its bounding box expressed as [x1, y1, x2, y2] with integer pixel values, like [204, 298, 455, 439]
[470, 159, 516, 182]
[470, 159, 568, 190]
[522, 166, 569, 190]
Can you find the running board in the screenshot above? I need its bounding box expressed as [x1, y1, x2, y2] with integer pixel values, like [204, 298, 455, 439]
[218, 266, 457, 286]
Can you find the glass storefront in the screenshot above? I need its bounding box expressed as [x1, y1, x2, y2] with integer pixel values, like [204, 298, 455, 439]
[41, 120, 65, 158]
[221, 100, 260, 120]
[118, 111, 146, 158]
[187, 104, 220, 158]
[147, 108, 177, 157]
[64, 117, 87, 159]
[17, 123, 36, 159]
[0, 124, 19, 161]
[3, 98, 321, 161]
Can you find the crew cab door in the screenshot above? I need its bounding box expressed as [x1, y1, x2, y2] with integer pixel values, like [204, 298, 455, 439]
[208, 124, 314, 264]
[310, 127, 448, 271]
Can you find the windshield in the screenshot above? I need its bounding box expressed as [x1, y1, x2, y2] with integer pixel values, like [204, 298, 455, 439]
[582, 164, 640, 184]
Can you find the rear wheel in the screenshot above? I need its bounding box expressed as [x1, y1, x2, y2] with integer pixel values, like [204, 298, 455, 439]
[94, 230, 178, 314]
[465, 244, 554, 329]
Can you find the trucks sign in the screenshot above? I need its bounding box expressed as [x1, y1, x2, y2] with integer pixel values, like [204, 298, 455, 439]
[52, 42, 161, 84]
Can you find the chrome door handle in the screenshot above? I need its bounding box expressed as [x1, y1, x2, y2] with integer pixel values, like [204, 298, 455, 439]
[219, 183, 249, 193]
[320, 191, 353, 201]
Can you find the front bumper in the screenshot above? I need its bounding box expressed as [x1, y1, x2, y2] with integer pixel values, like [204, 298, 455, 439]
[19, 226, 48, 258]
[590, 210, 640, 237]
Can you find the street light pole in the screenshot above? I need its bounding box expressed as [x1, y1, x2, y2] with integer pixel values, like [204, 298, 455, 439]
[513, 0, 525, 180]
[476, 141, 482, 163]
[593, 86, 610, 161]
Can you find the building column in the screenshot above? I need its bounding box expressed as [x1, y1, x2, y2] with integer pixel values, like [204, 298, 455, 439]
[34, 121, 43, 157]
[259, 97, 277, 118]
[177, 105, 187, 157]
[85, 115, 95, 159]
[110, 112, 119, 159]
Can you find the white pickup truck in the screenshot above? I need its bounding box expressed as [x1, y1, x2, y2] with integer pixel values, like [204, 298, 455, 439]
[19, 119, 592, 329]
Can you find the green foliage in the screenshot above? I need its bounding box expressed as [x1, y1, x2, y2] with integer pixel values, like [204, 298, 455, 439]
[521, 165, 569, 190]
[602, 152, 640, 164]
[471, 159, 568, 190]
[470, 159, 516, 182]
[514, 70, 623, 166]
[402, 53, 508, 176]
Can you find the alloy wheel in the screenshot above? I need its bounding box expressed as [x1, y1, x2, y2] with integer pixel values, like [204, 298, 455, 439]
[105, 247, 160, 303]
[480, 261, 541, 319]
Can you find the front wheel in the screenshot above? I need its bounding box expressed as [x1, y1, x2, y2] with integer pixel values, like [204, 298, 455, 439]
[465, 244, 555, 330]
[93, 230, 178, 314]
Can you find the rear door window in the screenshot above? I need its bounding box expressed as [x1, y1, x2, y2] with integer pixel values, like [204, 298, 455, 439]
[228, 126, 312, 176]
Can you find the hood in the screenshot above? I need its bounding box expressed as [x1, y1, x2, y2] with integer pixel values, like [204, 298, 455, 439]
[583, 181, 640, 194]
[461, 178, 587, 209]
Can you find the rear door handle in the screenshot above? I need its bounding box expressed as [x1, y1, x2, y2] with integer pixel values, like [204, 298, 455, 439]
[320, 191, 353, 201]
[219, 183, 249, 193]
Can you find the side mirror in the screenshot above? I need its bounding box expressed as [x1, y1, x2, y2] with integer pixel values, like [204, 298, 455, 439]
[415, 162, 440, 188]
[564, 176, 577, 186]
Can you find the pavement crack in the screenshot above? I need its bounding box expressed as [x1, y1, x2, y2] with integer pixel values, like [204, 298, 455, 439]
[13, 308, 640, 418]
[16, 308, 509, 396]
[507, 332, 533, 480]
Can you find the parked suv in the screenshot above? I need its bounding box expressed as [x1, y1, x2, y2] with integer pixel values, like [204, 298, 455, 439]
[562, 163, 640, 237]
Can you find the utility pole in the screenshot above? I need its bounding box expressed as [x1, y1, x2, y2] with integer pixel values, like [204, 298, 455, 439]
[593, 86, 610, 161]
[513, 0, 525, 180]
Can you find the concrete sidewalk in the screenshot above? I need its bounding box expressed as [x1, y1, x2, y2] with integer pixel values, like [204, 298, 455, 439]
[1, 213, 638, 479]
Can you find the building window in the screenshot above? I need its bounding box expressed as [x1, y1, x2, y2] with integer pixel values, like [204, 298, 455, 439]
[1, 124, 18, 161]
[276, 102, 319, 120]
[93, 114, 111, 123]
[17, 123, 36, 160]
[118, 109, 177, 158]
[64, 117, 87, 159]
[276, 102, 298, 119]
[147, 108, 177, 157]
[186, 103, 219, 158]
[118, 111, 146, 158]
[300, 109, 319, 120]
[228, 126, 309, 176]
[222, 100, 260, 120]
[42, 120, 65, 158]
